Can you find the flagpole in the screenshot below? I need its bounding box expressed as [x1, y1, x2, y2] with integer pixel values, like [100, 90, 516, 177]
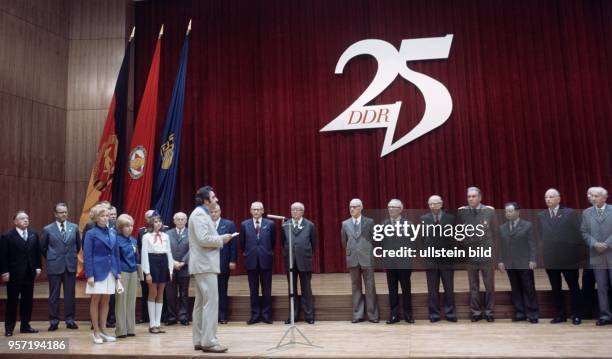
[159, 24, 164, 39]
[129, 26, 135, 42]
[186, 19, 192, 36]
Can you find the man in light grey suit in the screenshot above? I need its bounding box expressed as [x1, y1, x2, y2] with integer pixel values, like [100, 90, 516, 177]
[282, 202, 316, 324]
[581, 186, 612, 326]
[165, 212, 190, 326]
[40, 203, 80, 331]
[189, 186, 232, 353]
[341, 198, 379, 323]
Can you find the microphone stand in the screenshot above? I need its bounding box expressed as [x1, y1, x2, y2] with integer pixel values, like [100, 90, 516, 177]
[268, 216, 320, 350]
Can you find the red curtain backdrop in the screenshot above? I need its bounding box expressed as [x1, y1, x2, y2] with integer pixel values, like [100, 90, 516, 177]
[134, 0, 612, 274]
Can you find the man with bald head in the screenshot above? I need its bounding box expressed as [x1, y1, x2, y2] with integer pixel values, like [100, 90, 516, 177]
[281, 202, 316, 324]
[537, 188, 583, 324]
[240, 201, 276, 324]
[382, 199, 415, 324]
[341, 198, 379, 323]
[581, 187, 612, 326]
[421, 195, 457, 322]
[457, 186, 497, 322]
[165, 212, 190, 325]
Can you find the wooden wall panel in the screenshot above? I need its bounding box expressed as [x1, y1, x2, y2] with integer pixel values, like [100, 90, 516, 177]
[0, 0, 69, 38]
[0, 11, 68, 108]
[64, 109, 106, 182]
[0, 92, 31, 177]
[66, 38, 127, 111]
[65, 0, 132, 216]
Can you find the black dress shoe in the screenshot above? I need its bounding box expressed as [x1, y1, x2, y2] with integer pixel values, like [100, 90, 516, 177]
[5, 331, 13, 337]
[550, 317, 567, 324]
[405, 317, 415, 324]
[368, 319, 379, 323]
[512, 316, 526, 322]
[48, 324, 59, 331]
[127, 333, 136, 337]
[386, 316, 400, 324]
[306, 319, 314, 324]
[596, 319, 611, 326]
[194, 345, 202, 351]
[117, 335, 127, 339]
[471, 315, 483, 322]
[430, 317, 440, 323]
[351, 318, 364, 323]
[485, 315, 495, 322]
[66, 322, 79, 330]
[20, 327, 39, 334]
[446, 317, 458, 322]
[247, 318, 260, 325]
[180, 320, 189, 326]
[572, 317, 582, 325]
[165, 321, 177, 326]
[262, 318, 273, 324]
[528, 318, 539, 324]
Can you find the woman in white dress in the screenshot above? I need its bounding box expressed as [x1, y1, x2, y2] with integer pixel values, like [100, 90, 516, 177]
[83, 204, 121, 344]
[141, 212, 174, 333]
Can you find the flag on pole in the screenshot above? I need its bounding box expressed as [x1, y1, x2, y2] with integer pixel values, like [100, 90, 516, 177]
[76, 28, 134, 277]
[123, 26, 163, 229]
[152, 21, 191, 224]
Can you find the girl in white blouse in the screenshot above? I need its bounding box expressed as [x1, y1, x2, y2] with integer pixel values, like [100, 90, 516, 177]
[141, 213, 174, 333]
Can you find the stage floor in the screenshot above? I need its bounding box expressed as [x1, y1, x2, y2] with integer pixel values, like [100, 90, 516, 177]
[1, 319, 610, 358]
[0, 270, 577, 299]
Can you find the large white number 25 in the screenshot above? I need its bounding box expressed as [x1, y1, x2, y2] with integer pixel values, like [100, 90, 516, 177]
[320, 35, 454, 157]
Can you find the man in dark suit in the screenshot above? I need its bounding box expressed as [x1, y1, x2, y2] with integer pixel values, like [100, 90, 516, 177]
[497, 202, 539, 323]
[341, 198, 379, 323]
[457, 186, 497, 322]
[420, 195, 457, 323]
[282, 202, 316, 324]
[382, 199, 415, 324]
[239, 201, 276, 324]
[581, 187, 612, 326]
[1, 211, 41, 336]
[40, 203, 81, 331]
[211, 204, 237, 324]
[165, 212, 190, 325]
[537, 188, 583, 325]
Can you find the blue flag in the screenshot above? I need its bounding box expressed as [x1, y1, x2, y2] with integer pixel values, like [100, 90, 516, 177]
[152, 35, 189, 224]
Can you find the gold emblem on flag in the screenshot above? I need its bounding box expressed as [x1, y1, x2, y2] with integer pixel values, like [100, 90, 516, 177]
[161, 133, 175, 170]
[128, 146, 147, 179]
[93, 135, 118, 191]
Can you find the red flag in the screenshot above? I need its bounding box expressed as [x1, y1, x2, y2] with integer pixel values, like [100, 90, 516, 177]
[124, 33, 161, 229]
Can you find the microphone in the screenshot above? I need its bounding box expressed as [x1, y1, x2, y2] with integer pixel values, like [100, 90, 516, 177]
[267, 214, 287, 220]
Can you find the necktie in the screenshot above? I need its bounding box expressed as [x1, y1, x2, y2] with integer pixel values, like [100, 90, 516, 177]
[510, 223, 514, 232]
[22, 230, 28, 241]
[61, 222, 66, 242]
[255, 220, 260, 237]
[598, 208, 604, 218]
[435, 214, 440, 224]
[294, 221, 298, 229]
[550, 209, 555, 218]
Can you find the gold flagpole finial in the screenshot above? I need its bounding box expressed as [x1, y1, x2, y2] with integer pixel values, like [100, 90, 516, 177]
[158, 24, 164, 39]
[129, 26, 135, 42]
[186, 19, 192, 35]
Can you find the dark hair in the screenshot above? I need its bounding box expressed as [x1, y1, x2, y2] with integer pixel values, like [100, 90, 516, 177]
[504, 201, 520, 210]
[54, 202, 68, 212]
[146, 213, 162, 233]
[195, 186, 214, 206]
